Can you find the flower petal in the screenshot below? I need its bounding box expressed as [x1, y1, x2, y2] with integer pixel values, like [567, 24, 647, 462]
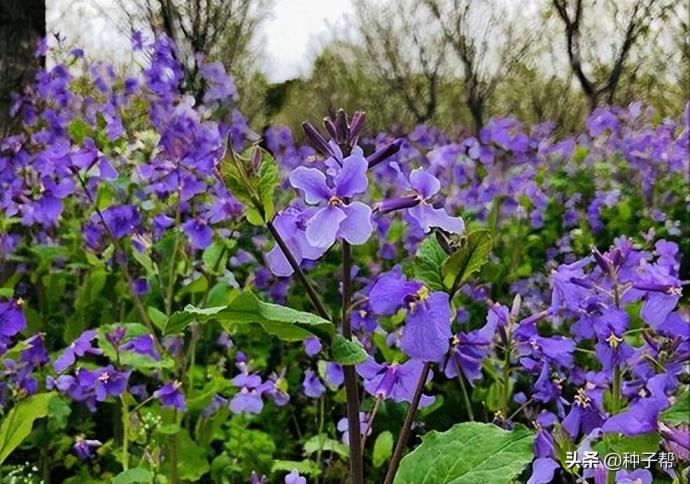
[335, 152, 368, 197]
[289, 166, 331, 204]
[306, 205, 345, 249]
[409, 169, 440, 199]
[409, 203, 464, 234]
[338, 202, 373, 245]
[401, 292, 452, 361]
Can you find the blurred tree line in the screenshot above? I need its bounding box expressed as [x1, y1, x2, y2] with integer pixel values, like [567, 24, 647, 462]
[1, 0, 688, 136]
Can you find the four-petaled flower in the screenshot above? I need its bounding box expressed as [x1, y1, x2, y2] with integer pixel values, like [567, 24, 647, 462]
[289, 148, 373, 249]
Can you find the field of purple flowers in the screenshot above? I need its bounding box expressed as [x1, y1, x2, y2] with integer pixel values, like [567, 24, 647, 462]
[0, 35, 688, 484]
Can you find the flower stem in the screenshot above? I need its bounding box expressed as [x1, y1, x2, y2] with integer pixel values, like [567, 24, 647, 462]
[266, 220, 330, 320]
[171, 409, 180, 484]
[383, 362, 432, 484]
[361, 396, 382, 452]
[264, 221, 362, 482]
[74, 171, 163, 354]
[342, 241, 364, 484]
[121, 396, 130, 470]
[453, 359, 474, 421]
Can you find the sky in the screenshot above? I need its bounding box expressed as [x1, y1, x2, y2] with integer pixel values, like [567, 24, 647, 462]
[47, 0, 360, 82]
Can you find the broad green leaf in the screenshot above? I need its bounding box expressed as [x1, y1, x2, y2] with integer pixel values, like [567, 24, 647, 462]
[112, 468, 154, 484]
[603, 432, 660, 456]
[176, 430, 210, 481]
[373, 431, 393, 468]
[330, 335, 367, 365]
[0, 392, 56, 464]
[413, 237, 448, 292]
[303, 434, 348, 457]
[180, 291, 335, 342]
[661, 389, 689, 425]
[394, 422, 534, 484]
[442, 230, 492, 291]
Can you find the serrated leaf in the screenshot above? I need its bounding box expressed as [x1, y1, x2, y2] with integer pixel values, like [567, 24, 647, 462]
[442, 230, 492, 292]
[330, 335, 367, 365]
[112, 468, 154, 484]
[373, 430, 393, 468]
[394, 422, 534, 484]
[303, 434, 348, 457]
[176, 291, 335, 342]
[413, 237, 448, 291]
[661, 390, 689, 425]
[0, 392, 56, 464]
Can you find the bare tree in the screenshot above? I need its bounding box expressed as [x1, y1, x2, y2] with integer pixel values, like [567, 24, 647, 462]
[0, 0, 45, 135]
[551, 0, 673, 112]
[119, 0, 271, 100]
[423, 0, 533, 132]
[353, 0, 447, 125]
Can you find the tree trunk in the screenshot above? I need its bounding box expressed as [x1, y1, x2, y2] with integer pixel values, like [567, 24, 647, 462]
[0, 0, 46, 135]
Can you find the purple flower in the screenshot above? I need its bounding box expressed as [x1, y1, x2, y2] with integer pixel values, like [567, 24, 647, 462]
[379, 168, 464, 234]
[182, 218, 213, 250]
[0, 299, 26, 337]
[337, 412, 370, 445]
[101, 205, 140, 240]
[357, 358, 434, 405]
[200, 61, 237, 102]
[615, 469, 652, 484]
[21, 334, 49, 367]
[325, 362, 344, 387]
[284, 470, 306, 484]
[93, 366, 129, 401]
[265, 207, 327, 277]
[54, 330, 103, 372]
[527, 457, 560, 484]
[73, 437, 102, 460]
[289, 149, 373, 248]
[154, 381, 186, 411]
[132, 278, 150, 296]
[230, 387, 265, 414]
[302, 369, 325, 399]
[369, 270, 452, 361]
[444, 320, 494, 384]
[121, 334, 160, 360]
[303, 337, 322, 357]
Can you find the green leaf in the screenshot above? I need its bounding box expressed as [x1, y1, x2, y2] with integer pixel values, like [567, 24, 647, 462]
[112, 468, 154, 484]
[176, 430, 210, 481]
[0, 392, 56, 464]
[180, 291, 335, 342]
[147, 306, 167, 331]
[603, 432, 660, 456]
[220, 147, 279, 226]
[303, 434, 348, 457]
[330, 335, 367, 365]
[442, 230, 492, 291]
[661, 390, 689, 425]
[202, 241, 230, 275]
[271, 460, 321, 477]
[394, 422, 534, 484]
[373, 431, 393, 468]
[97, 324, 172, 370]
[413, 237, 448, 292]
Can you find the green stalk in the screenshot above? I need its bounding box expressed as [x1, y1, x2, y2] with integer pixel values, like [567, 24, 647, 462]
[121, 396, 130, 470]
